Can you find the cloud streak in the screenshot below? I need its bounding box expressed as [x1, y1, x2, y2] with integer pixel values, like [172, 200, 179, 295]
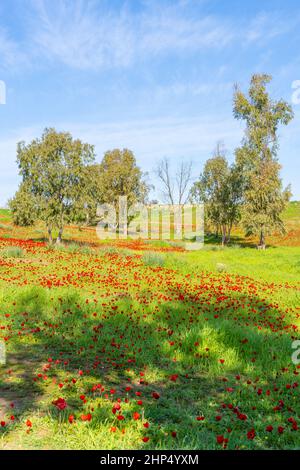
[20, 0, 298, 71]
[0, 27, 27, 71]
[245, 11, 300, 44]
[30, 0, 134, 69]
[0, 1, 298, 72]
[29, 0, 233, 70]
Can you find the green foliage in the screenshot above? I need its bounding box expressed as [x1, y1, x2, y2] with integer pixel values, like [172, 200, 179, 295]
[52, 242, 96, 256]
[53, 243, 80, 253]
[98, 148, 150, 217]
[142, 251, 165, 267]
[233, 74, 294, 247]
[0, 246, 24, 258]
[10, 128, 96, 244]
[190, 143, 242, 245]
[72, 163, 103, 226]
[8, 182, 39, 226]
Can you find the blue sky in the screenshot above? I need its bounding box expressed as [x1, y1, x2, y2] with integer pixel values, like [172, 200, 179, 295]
[0, 0, 300, 205]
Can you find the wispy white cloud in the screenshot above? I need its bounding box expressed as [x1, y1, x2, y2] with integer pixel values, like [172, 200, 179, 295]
[30, 0, 134, 69]
[152, 81, 233, 99]
[1, 1, 299, 72]
[26, 0, 299, 71]
[245, 11, 300, 44]
[28, 0, 234, 70]
[63, 115, 243, 164]
[0, 27, 27, 70]
[139, 11, 234, 55]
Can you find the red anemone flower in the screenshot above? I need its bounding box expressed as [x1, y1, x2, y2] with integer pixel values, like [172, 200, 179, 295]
[52, 398, 67, 410]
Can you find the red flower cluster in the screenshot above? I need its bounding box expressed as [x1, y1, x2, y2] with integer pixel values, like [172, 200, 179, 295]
[52, 398, 67, 411]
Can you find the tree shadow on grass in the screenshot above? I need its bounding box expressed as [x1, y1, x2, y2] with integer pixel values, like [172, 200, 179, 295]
[0, 282, 298, 450]
[204, 232, 280, 249]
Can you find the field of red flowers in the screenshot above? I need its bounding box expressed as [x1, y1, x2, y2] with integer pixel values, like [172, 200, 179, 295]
[0, 229, 299, 450]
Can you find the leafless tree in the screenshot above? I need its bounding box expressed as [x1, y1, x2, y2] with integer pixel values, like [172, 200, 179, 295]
[155, 157, 192, 204]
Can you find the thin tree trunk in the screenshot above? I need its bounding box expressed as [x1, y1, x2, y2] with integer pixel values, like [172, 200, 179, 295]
[221, 225, 227, 246]
[48, 226, 53, 245]
[228, 223, 233, 244]
[56, 227, 63, 244]
[258, 229, 266, 250]
[56, 210, 64, 244]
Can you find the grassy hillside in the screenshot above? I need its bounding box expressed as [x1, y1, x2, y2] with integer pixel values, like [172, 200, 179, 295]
[0, 204, 299, 450]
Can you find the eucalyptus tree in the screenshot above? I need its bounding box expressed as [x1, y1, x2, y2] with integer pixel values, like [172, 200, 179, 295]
[98, 148, 150, 223]
[191, 143, 242, 245]
[233, 74, 293, 248]
[10, 128, 95, 244]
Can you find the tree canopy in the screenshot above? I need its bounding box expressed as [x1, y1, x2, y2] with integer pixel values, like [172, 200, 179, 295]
[190, 143, 242, 245]
[233, 74, 293, 248]
[98, 148, 150, 215]
[10, 128, 95, 243]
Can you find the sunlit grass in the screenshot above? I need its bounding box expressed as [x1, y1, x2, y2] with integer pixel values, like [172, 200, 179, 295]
[0, 211, 300, 449]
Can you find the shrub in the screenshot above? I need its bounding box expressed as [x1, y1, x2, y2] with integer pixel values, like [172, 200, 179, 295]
[0, 246, 24, 258]
[142, 252, 165, 267]
[78, 245, 95, 256]
[101, 246, 120, 256]
[54, 243, 95, 256]
[216, 263, 227, 273]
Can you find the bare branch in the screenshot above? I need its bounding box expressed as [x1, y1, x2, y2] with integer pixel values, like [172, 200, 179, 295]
[176, 160, 192, 205]
[155, 157, 174, 205]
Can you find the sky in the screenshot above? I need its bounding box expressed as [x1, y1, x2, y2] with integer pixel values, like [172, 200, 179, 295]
[0, 0, 300, 205]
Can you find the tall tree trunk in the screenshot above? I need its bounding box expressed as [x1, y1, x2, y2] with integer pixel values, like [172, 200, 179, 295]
[56, 227, 63, 244]
[221, 225, 227, 246]
[228, 223, 233, 244]
[258, 228, 266, 250]
[48, 226, 53, 245]
[56, 210, 64, 244]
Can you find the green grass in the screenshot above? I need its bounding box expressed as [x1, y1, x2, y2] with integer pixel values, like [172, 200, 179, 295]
[142, 251, 166, 267]
[0, 208, 300, 450]
[0, 246, 24, 258]
[282, 201, 300, 220]
[0, 239, 299, 450]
